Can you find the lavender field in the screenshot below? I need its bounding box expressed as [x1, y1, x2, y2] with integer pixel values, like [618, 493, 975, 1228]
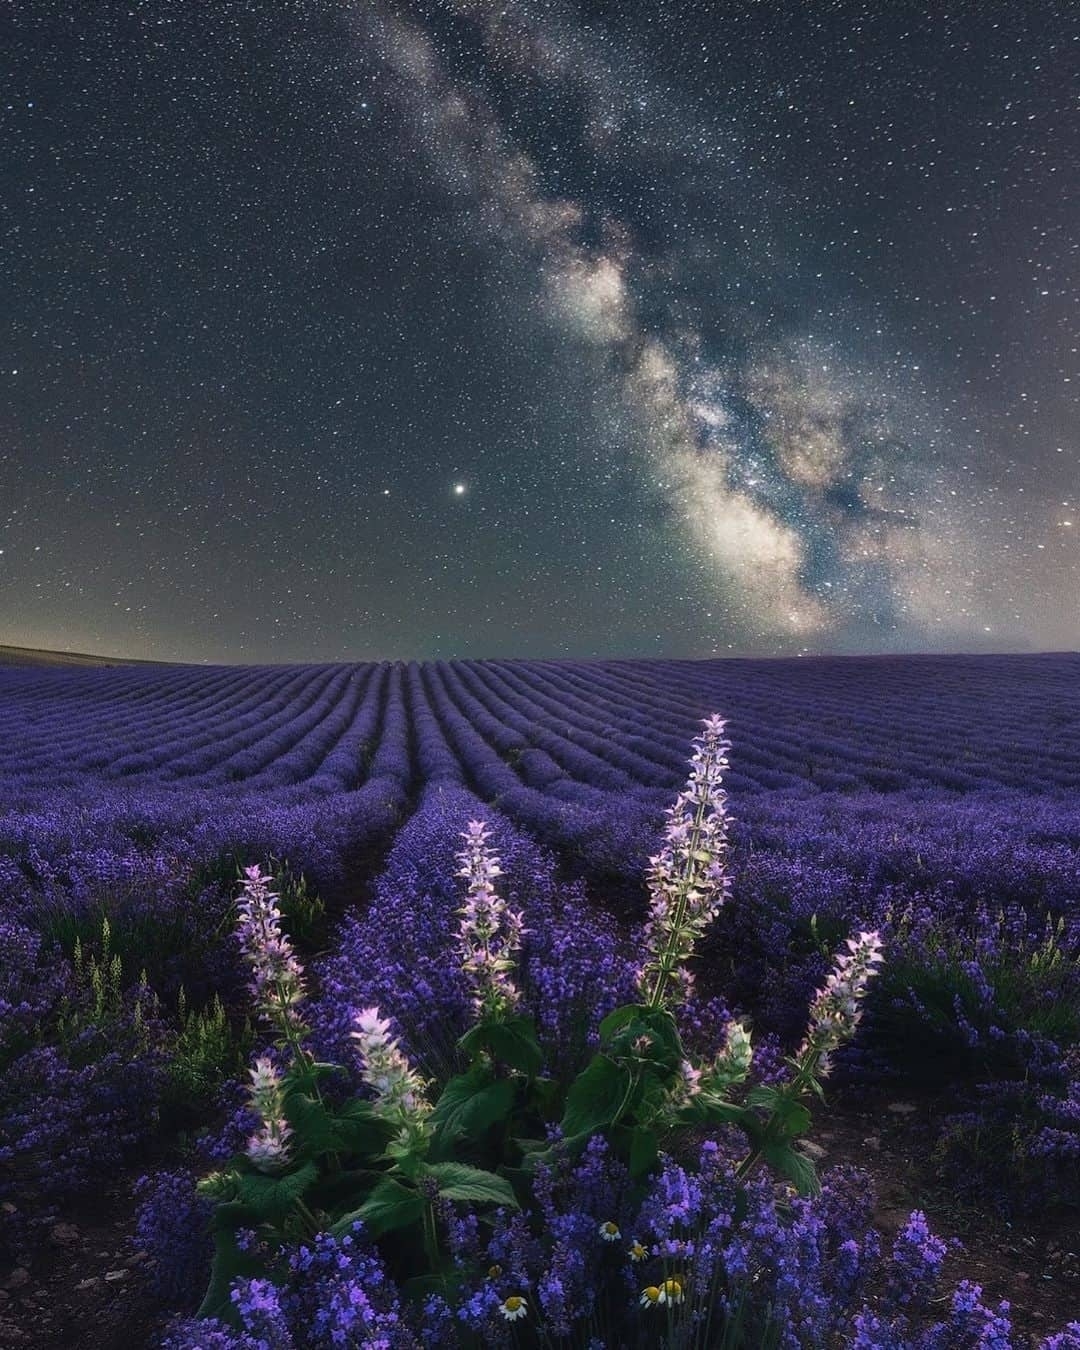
[2, 652, 1079, 1348]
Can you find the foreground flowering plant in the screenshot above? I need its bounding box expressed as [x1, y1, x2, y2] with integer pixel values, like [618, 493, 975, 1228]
[192, 718, 887, 1336]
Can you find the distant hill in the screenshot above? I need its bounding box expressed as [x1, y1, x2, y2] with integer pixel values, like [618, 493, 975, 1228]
[0, 644, 161, 667]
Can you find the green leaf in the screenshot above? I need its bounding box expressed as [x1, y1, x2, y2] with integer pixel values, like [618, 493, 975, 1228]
[196, 1227, 263, 1320]
[744, 1084, 812, 1138]
[422, 1162, 519, 1209]
[602, 1007, 682, 1072]
[331, 1100, 396, 1157]
[627, 1127, 659, 1179]
[431, 1068, 517, 1148]
[207, 1198, 257, 1232]
[599, 1004, 651, 1042]
[308, 1060, 347, 1080]
[514, 1136, 550, 1155]
[771, 1098, 812, 1139]
[746, 1084, 783, 1112]
[342, 1176, 425, 1236]
[529, 1075, 561, 1114]
[282, 1092, 339, 1156]
[560, 1055, 634, 1138]
[460, 1016, 543, 1076]
[234, 1161, 319, 1225]
[308, 1167, 380, 1213]
[676, 1098, 755, 1131]
[763, 1143, 821, 1197]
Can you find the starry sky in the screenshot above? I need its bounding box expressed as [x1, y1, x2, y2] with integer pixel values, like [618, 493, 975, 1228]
[3, 1, 1077, 662]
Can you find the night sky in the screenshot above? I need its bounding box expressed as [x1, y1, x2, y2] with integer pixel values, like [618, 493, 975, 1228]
[3, 1, 1077, 662]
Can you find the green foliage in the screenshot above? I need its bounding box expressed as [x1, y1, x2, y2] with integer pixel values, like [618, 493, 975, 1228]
[164, 989, 252, 1117]
[344, 1175, 426, 1237]
[267, 856, 326, 951]
[458, 1014, 543, 1077]
[196, 976, 851, 1318]
[419, 1160, 518, 1207]
[56, 916, 155, 1050]
[875, 908, 1080, 1083]
[429, 1065, 517, 1151]
[73, 916, 125, 1027]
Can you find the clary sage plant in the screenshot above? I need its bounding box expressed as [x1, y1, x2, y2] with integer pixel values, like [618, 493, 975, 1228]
[195, 717, 882, 1332]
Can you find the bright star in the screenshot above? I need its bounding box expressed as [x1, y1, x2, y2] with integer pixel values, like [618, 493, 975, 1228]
[453, 483, 467, 496]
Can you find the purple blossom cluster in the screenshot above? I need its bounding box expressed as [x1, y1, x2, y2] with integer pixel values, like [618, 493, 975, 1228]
[156, 1149, 1080, 1348]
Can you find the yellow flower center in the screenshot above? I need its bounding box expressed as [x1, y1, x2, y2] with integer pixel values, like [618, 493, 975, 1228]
[642, 1286, 660, 1303]
[504, 1296, 523, 1312]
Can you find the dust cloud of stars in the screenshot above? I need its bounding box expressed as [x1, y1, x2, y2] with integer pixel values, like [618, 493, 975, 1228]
[2, 1, 1077, 661]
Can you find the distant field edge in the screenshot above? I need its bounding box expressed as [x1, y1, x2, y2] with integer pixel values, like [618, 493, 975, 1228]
[0, 644, 166, 668]
[1, 645, 1077, 671]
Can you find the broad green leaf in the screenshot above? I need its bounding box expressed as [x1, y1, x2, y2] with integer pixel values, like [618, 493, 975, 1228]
[628, 1127, 659, 1179]
[431, 1068, 516, 1147]
[603, 1007, 682, 1071]
[561, 1055, 635, 1137]
[331, 1101, 395, 1158]
[746, 1084, 783, 1112]
[422, 1161, 519, 1209]
[207, 1198, 256, 1232]
[282, 1092, 339, 1156]
[676, 1098, 756, 1131]
[344, 1175, 425, 1236]
[196, 1227, 264, 1321]
[771, 1099, 812, 1138]
[459, 1016, 544, 1076]
[599, 1004, 651, 1042]
[235, 1161, 319, 1225]
[308, 1166, 380, 1212]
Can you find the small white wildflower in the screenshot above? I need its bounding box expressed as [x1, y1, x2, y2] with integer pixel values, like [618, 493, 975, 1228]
[245, 1119, 293, 1173]
[499, 1294, 528, 1322]
[658, 1277, 685, 1305]
[721, 1019, 754, 1077]
[599, 1220, 621, 1242]
[640, 1285, 662, 1307]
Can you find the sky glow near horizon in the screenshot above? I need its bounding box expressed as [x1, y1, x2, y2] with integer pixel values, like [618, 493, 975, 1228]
[2, 1, 1077, 661]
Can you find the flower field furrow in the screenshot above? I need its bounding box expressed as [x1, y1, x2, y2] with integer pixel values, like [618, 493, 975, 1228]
[465, 659, 674, 791]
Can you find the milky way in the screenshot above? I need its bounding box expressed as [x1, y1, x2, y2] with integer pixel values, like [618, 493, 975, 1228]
[2, 2, 1077, 660]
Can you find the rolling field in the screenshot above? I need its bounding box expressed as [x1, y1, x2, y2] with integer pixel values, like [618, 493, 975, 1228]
[2, 654, 1079, 1347]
